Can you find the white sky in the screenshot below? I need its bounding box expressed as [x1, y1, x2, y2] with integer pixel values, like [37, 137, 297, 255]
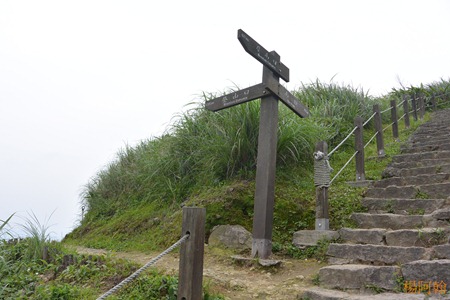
[1, 0, 449, 240]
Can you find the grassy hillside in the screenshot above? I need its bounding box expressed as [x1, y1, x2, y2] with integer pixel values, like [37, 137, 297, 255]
[2, 78, 449, 299]
[63, 78, 450, 253]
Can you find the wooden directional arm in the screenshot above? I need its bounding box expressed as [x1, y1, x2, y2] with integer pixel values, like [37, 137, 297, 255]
[204, 83, 268, 112]
[264, 77, 310, 118]
[238, 29, 290, 83]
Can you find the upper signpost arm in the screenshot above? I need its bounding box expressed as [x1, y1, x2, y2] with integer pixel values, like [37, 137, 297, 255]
[238, 29, 290, 83]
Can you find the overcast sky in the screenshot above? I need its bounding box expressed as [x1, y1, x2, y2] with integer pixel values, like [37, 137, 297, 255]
[1, 0, 449, 240]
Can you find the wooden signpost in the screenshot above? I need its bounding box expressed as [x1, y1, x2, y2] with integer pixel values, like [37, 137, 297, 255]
[205, 29, 309, 259]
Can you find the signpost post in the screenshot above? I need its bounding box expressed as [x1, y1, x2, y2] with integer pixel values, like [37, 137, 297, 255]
[205, 29, 309, 259]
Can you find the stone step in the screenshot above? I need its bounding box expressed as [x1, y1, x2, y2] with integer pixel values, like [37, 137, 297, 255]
[386, 158, 450, 170]
[301, 287, 427, 299]
[339, 228, 386, 245]
[373, 173, 450, 188]
[400, 143, 450, 154]
[352, 209, 450, 229]
[406, 137, 450, 148]
[351, 213, 424, 230]
[365, 182, 450, 199]
[412, 129, 450, 137]
[413, 126, 450, 135]
[385, 228, 450, 247]
[382, 163, 450, 178]
[402, 259, 450, 285]
[392, 150, 450, 164]
[318, 264, 401, 291]
[326, 244, 431, 265]
[361, 198, 450, 215]
[338, 228, 450, 247]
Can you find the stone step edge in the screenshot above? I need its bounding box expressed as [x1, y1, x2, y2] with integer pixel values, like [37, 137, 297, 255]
[338, 227, 450, 248]
[300, 286, 427, 299]
[361, 198, 450, 215]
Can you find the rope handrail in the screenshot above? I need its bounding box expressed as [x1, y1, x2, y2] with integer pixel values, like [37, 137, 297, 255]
[321, 95, 449, 187]
[363, 112, 376, 127]
[380, 106, 392, 114]
[436, 100, 450, 108]
[328, 126, 358, 158]
[382, 122, 395, 132]
[364, 132, 378, 149]
[397, 99, 406, 107]
[330, 151, 358, 184]
[96, 233, 190, 300]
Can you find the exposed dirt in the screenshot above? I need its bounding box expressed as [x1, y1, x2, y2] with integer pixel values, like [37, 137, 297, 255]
[73, 245, 325, 299]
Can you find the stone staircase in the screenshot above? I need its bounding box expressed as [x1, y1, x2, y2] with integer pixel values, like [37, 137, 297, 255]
[302, 109, 450, 299]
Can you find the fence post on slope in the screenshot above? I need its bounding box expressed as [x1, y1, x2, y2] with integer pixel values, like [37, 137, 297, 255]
[390, 100, 399, 140]
[411, 94, 418, 121]
[314, 141, 330, 231]
[354, 116, 365, 181]
[178, 207, 206, 300]
[419, 95, 425, 119]
[431, 95, 437, 111]
[373, 104, 385, 157]
[403, 95, 410, 128]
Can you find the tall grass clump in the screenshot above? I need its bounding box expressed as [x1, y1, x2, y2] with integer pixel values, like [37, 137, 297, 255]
[294, 79, 379, 147]
[0, 213, 15, 275]
[18, 212, 54, 261]
[81, 85, 336, 220]
[390, 77, 450, 109]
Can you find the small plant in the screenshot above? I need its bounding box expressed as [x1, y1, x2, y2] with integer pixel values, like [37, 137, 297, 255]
[394, 273, 405, 293]
[415, 190, 430, 200]
[384, 200, 395, 214]
[365, 284, 384, 294]
[407, 208, 425, 215]
[311, 273, 320, 286]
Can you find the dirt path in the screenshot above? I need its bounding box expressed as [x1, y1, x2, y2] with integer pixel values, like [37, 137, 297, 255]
[72, 245, 325, 299]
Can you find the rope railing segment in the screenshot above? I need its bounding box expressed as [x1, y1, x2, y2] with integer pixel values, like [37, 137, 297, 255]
[364, 132, 378, 149]
[363, 112, 376, 127]
[330, 151, 359, 184]
[398, 113, 406, 121]
[328, 126, 358, 158]
[96, 233, 190, 300]
[380, 106, 392, 114]
[397, 99, 406, 107]
[382, 122, 395, 132]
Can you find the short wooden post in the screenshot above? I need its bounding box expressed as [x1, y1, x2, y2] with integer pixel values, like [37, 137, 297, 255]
[373, 104, 385, 157]
[403, 95, 410, 128]
[43, 246, 49, 262]
[178, 207, 205, 300]
[354, 117, 365, 181]
[411, 94, 418, 121]
[390, 100, 399, 140]
[315, 141, 329, 231]
[431, 95, 437, 111]
[418, 95, 425, 119]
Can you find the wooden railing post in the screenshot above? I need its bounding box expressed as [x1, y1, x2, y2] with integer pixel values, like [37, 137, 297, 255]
[315, 141, 329, 231]
[419, 95, 425, 119]
[354, 117, 365, 181]
[178, 207, 205, 300]
[373, 104, 385, 157]
[390, 100, 399, 140]
[411, 94, 418, 121]
[431, 95, 437, 111]
[403, 95, 410, 128]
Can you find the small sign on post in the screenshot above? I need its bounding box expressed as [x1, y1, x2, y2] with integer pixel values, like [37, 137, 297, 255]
[205, 29, 309, 259]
